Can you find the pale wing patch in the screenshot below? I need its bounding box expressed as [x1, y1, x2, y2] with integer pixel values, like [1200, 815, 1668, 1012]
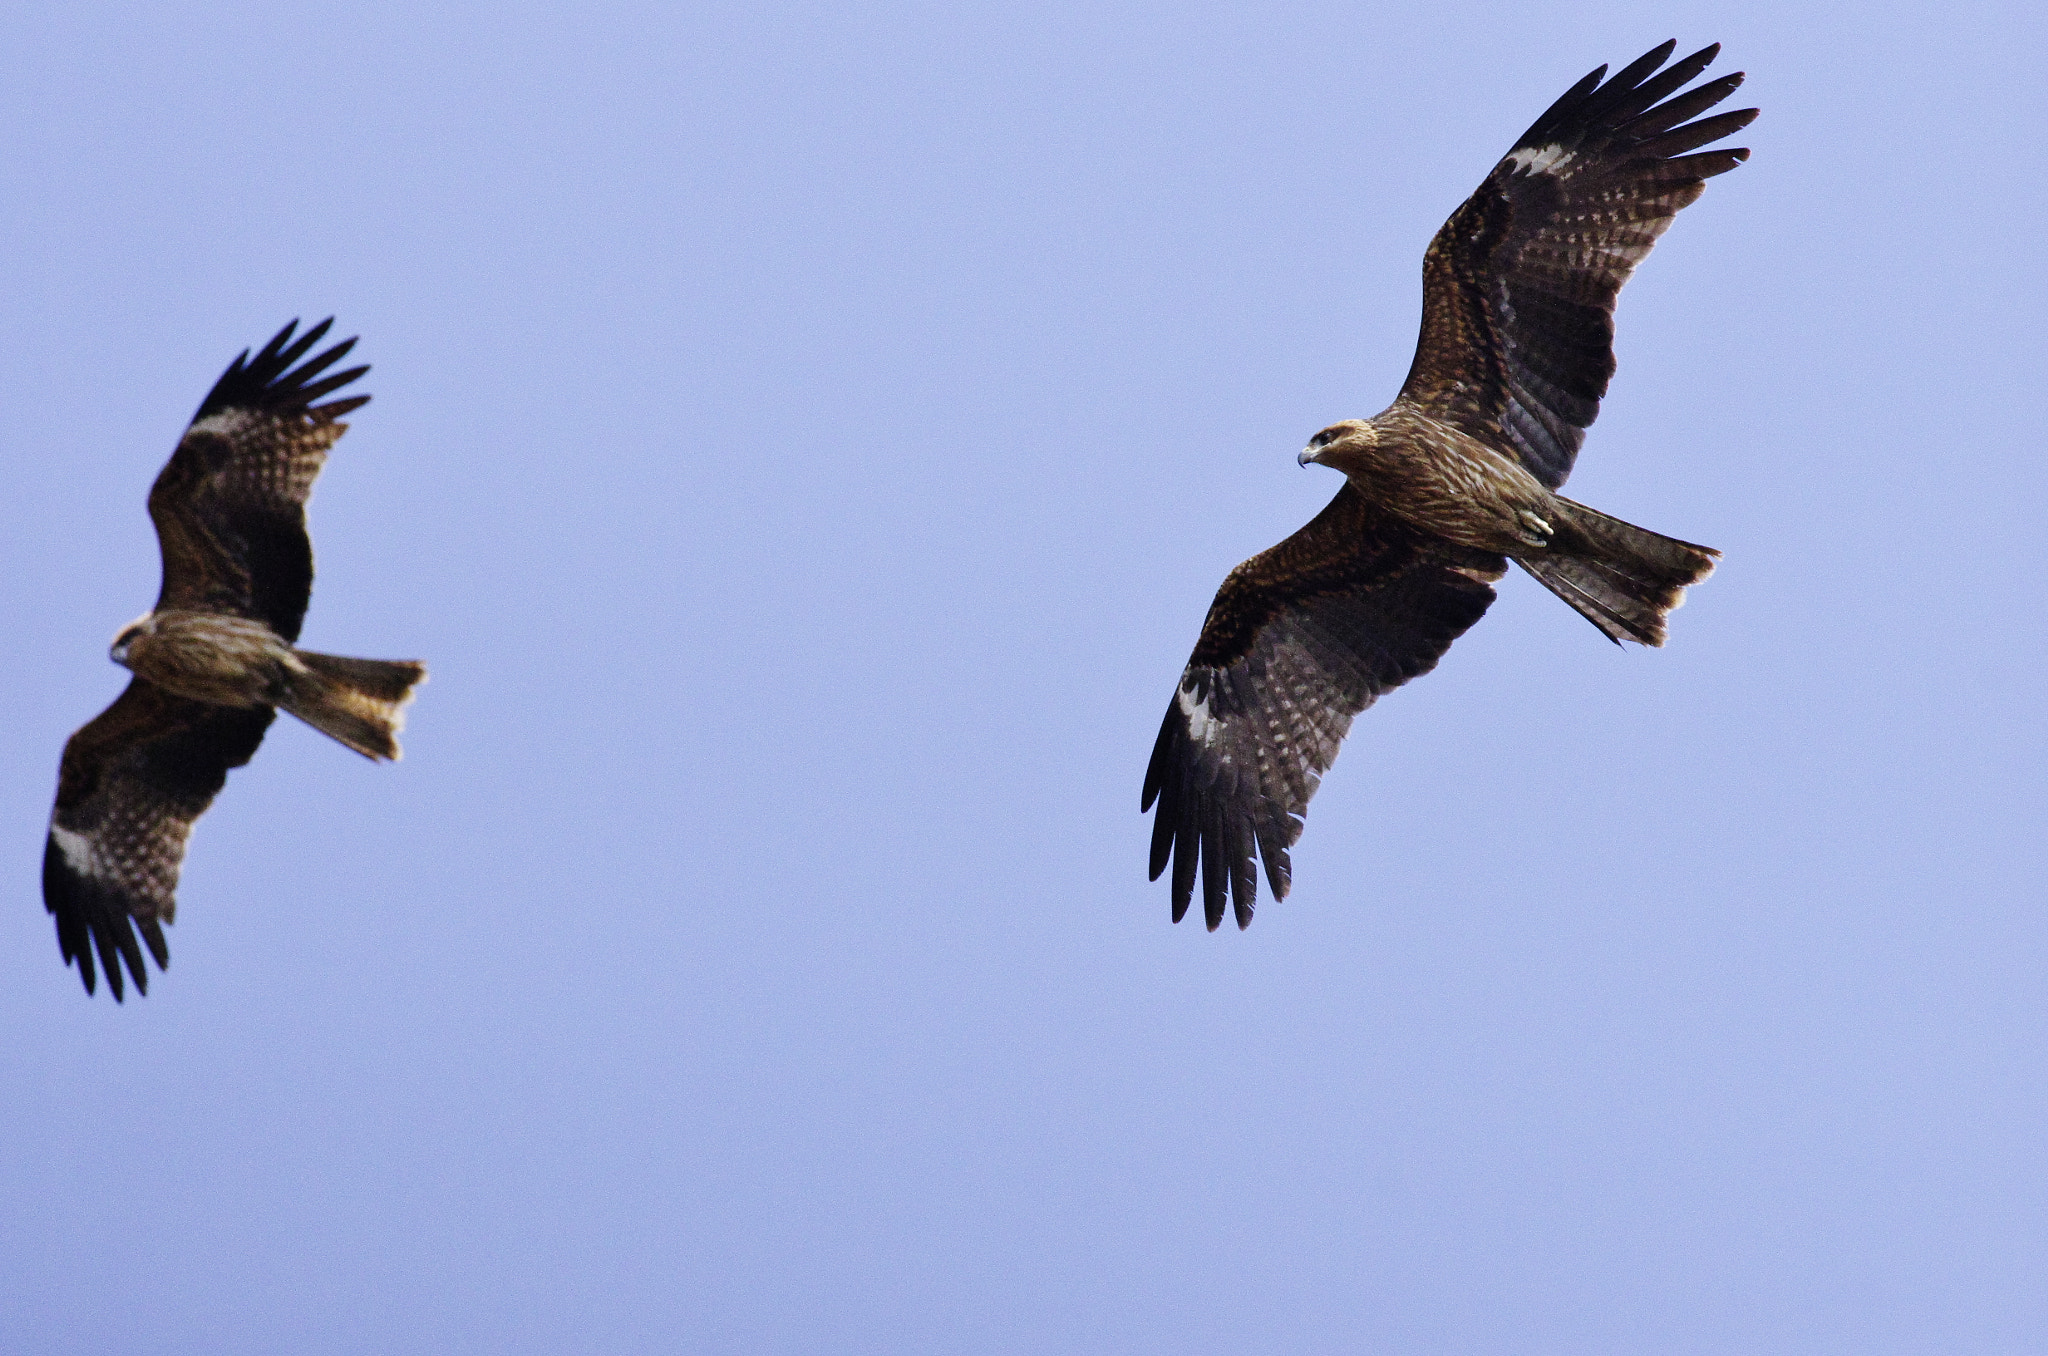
[1177, 682, 1220, 747]
[187, 410, 256, 438]
[49, 807, 190, 911]
[1507, 144, 1574, 176]
[53, 800, 193, 917]
[49, 823, 98, 878]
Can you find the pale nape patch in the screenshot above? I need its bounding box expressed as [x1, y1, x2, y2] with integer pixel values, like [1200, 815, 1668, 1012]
[1507, 144, 1573, 176]
[1177, 682, 1220, 747]
[49, 823, 99, 879]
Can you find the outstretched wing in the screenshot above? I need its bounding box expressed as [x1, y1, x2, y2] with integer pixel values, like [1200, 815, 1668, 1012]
[1143, 486, 1504, 930]
[44, 680, 274, 999]
[150, 319, 370, 642]
[1396, 41, 1757, 488]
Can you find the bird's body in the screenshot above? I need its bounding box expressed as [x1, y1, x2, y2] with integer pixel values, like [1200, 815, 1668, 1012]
[1307, 411, 1560, 554]
[1144, 42, 1755, 930]
[1305, 406, 1720, 640]
[42, 320, 426, 998]
[114, 610, 301, 708]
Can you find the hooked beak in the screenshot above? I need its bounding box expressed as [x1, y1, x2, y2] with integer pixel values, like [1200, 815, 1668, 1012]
[109, 616, 148, 667]
[1297, 446, 1318, 467]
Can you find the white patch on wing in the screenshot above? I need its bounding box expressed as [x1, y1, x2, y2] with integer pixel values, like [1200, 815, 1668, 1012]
[1177, 683, 1220, 748]
[49, 823, 99, 879]
[187, 410, 254, 438]
[1507, 144, 1573, 176]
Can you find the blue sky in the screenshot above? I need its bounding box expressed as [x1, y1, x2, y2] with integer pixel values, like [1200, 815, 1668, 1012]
[3, 2, 2044, 1351]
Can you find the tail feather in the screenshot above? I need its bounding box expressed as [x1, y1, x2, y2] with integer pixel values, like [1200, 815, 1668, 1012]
[281, 651, 427, 760]
[1517, 497, 1718, 647]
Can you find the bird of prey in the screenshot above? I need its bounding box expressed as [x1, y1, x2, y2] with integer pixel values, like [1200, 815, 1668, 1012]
[1143, 41, 1755, 931]
[43, 320, 426, 998]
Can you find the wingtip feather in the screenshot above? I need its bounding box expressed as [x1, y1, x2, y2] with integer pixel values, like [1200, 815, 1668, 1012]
[191, 318, 369, 423]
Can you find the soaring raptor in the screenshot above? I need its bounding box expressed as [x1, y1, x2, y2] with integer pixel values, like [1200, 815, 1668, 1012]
[1144, 42, 1755, 930]
[43, 320, 427, 998]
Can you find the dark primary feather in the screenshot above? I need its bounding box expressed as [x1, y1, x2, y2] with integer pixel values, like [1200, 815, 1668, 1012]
[152, 318, 370, 642]
[44, 681, 274, 999]
[1143, 487, 1503, 930]
[1395, 41, 1757, 488]
[190, 318, 367, 425]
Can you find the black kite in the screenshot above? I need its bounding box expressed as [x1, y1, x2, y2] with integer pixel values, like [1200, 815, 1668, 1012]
[1144, 42, 1755, 930]
[43, 321, 427, 998]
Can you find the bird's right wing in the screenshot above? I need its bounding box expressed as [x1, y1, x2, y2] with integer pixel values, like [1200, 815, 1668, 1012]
[149, 319, 370, 642]
[1143, 485, 1504, 931]
[44, 680, 274, 999]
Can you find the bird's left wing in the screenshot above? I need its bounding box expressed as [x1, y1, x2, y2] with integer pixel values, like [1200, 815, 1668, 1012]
[44, 680, 274, 999]
[1143, 485, 1504, 930]
[1394, 41, 1756, 489]
[149, 319, 370, 642]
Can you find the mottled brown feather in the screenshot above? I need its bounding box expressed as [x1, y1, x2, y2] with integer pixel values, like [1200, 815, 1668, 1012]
[45, 681, 273, 999]
[1144, 487, 1503, 929]
[150, 318, 370, 642]
[1395, 43, 1756, 488]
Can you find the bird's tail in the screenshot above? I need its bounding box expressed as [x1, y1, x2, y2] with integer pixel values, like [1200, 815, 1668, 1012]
[1516, 497, 1719, 647]
[281, 652, 427, 760]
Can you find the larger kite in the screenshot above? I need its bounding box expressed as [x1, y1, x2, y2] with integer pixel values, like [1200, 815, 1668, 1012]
[43, 320, 427, 998]
[1144, 42, 1755, 930]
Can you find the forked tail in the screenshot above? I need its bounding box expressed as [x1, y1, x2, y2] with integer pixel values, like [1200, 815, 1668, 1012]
[281, 651, 428, 760]
[1516, 497, 1719, 647]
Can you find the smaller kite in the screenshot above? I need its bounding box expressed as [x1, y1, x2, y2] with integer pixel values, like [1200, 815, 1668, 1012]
[43, 320, 426, 999]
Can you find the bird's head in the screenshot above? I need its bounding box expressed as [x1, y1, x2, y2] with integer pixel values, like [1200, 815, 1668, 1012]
[109, 615, 154, 669]
[1298, 419, 1375, 470]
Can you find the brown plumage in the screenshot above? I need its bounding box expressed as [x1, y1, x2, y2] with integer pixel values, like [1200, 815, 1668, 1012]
[43, 320, 427, 999]
[1144, 42, 1754, 931]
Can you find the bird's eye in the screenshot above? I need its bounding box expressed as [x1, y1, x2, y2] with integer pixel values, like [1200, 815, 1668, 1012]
[1309, 429, 1337, 449]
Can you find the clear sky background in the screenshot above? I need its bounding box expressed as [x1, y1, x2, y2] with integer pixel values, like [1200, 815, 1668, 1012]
[2, 1, 2043, 1351]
